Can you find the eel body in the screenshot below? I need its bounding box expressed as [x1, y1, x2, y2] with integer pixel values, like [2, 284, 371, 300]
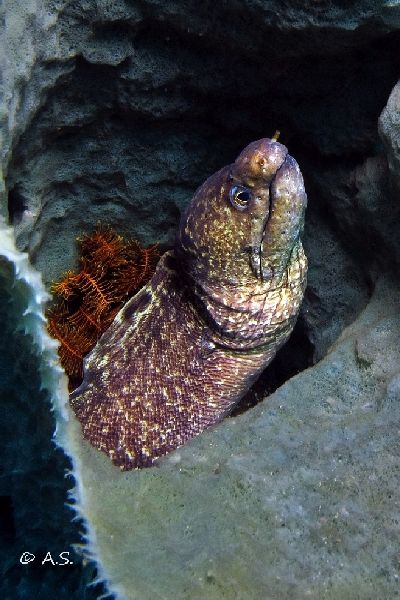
[70, 138, 308, 469]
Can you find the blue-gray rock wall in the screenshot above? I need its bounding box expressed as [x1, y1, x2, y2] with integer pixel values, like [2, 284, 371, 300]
[4, 1, 400, 363]
[2, 1, 400, 598]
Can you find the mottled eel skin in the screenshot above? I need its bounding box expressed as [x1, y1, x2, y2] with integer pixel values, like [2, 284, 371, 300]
[70, 138, 307, 470]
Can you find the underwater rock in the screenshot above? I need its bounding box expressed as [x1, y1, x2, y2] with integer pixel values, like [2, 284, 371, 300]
[379, 79, 400, 194]
[3, 0, 400, 362]
[3, 1, 400, 367]
[67, 278, 400, 600]
[2, 1, 400, 598]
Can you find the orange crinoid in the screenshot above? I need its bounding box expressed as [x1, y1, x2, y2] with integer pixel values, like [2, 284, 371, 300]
[46, 225, 159, 390]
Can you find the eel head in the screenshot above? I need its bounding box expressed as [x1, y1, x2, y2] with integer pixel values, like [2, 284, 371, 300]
[176, 138, 307, 288]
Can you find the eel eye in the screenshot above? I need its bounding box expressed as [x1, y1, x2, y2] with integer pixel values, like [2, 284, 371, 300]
[229, 185, 252, 211]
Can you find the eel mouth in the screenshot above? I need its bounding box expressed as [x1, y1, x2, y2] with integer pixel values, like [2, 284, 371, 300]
[249, 154, 287, 281]
[250, 153, 306, 281]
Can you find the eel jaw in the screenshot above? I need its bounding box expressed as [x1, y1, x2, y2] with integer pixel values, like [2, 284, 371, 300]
[256, 154, 307, 282]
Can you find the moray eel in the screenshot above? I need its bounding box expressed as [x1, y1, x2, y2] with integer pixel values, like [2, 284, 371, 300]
[70, 138, 308, 470]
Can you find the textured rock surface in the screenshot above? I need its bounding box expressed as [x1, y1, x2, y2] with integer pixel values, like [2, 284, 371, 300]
[1, 0, 400, 598]
[69, 278, 400, 600]
[3, 0, 400, 361]
[380, 79, 400, 194]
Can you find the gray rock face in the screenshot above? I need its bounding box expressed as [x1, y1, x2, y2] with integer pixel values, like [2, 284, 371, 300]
[1, 1, 400, 598]
[70, 278, 400, 600]
[2, 5, 400, 358]
[380, 80, 400, 193]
